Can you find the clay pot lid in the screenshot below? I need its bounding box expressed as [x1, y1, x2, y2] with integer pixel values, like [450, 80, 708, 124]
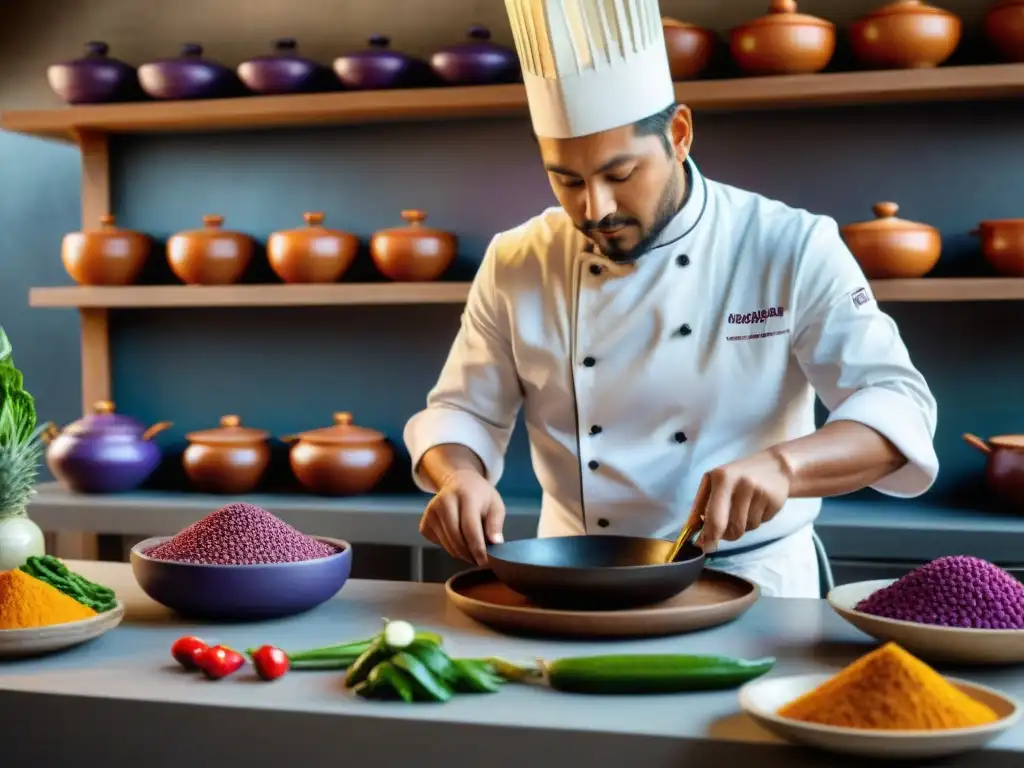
[66, 400, 145, 437]
[841, 202, 937, 234]
[180, 214, 233, 232]
[990, 435, 1024, 450]
[859, 0, 954, 19]
[274, 212, 348, 234]
[375, 210, 449, 236]
[93, 214, 125, 231]
[185, 415, 269, 444]
[740, 0, 832, 28]
[296, 412, 386, 445]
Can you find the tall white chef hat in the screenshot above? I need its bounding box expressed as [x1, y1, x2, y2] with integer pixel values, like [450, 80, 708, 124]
[505, 0, 676, 139]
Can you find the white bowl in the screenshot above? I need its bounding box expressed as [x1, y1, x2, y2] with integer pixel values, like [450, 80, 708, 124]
[739, 672, 1021, 759]
[0, 601, 124, 658]
[828, 580, 1024, 665]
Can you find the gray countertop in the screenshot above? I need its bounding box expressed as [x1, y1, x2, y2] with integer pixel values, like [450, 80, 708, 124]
[28, 482, 1024, 564]
[2, 561, 1024, 768]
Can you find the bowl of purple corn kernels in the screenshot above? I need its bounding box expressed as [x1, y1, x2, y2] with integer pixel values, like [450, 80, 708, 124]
[130, 501, 352, 621]
[828, 556, 1024, 666]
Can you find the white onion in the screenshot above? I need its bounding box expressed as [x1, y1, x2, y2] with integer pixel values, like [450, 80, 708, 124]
[0, 514, 45, 571]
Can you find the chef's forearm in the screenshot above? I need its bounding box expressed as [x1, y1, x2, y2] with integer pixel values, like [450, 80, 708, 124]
[419, 444, 488, 489]
[767, 420, 908, 498]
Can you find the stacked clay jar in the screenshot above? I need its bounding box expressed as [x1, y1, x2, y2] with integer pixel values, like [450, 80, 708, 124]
[59, 209, 458, 286]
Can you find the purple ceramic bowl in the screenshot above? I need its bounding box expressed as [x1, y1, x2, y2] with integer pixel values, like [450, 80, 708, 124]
[130, 535, 352, 621]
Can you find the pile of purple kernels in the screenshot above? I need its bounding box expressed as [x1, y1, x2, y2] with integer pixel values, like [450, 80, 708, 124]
[855, 555, 1024, 629]
[145, 502, 337, 565]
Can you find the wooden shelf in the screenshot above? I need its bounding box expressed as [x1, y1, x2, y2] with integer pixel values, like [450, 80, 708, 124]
[28, 278, 1024, 309]
[29, 282, 472, 308]
[868, 278, 1024, 302]
[6, 64, 1024, 142]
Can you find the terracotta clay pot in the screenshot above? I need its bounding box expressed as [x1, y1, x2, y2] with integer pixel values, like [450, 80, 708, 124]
[284, 412, 394, 496]
[182, 415, 270, 494]
[985, 0, 1024, 62]
[964, 433, 1024, 507]
[972, 219, 1024, 276]
[849, 0, 961, 69]
[61, 214, 151, 286]
[840, 202, 941, 279]
[267, 212, 359, 284]
[662, 18, 716, 80]
[370, 210, 457, 282]
[730, 0, 835, 76]
[167, 215, 254, 285]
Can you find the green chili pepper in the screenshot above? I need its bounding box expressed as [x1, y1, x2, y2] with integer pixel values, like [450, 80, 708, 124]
[405, 639, 461, 685]
[345, 638, 389, 688]
[391, 652, 452, 703]
[451, 659, 505, 693]
[353, 661, 417, 702]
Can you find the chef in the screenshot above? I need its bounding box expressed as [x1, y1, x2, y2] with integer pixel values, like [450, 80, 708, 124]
[404, 0, 939, 597]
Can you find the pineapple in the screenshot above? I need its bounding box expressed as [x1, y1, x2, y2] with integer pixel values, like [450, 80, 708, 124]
[0, 326, 46, 569]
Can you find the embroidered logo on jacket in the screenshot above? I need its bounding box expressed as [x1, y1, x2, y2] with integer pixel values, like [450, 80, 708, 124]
[851, 287, 872, 309]
[727, 306, 785, 324]
[725, 305, 789, 342]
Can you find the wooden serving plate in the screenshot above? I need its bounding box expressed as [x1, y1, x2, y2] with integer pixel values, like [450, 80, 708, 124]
[445, 567, 759, 638]
[0, 600, 125, 658]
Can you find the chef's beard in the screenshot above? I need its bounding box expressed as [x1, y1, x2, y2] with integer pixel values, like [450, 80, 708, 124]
[579, 171, 683, 265]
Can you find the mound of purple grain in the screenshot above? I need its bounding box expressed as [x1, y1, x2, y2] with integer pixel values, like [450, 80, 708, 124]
[855, 555, 1024, 630]
[146, 502, 337, 565]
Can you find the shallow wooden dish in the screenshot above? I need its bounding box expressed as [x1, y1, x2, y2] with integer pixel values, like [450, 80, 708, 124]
[445, 567, 758, 638]
[739, 672, 1021, 759]
[0, 600, 124, 658]
[829, 580, 1024, 665]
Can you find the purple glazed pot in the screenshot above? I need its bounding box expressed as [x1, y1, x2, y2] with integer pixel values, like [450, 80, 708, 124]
[237, 38, 336, 95]
[46, 41, 142, 104]
[332, 34, 435, 90]
[44, 401, 172, 494]
[429, 25, 521, 86]
[130, 536, 353, 621]
[138, 43, 243, 100]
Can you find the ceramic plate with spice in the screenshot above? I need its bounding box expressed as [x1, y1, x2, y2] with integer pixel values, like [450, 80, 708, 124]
[829, 577, 1024, 665]
[0, 601, 124, 658]
[739, 672, 1020, 759]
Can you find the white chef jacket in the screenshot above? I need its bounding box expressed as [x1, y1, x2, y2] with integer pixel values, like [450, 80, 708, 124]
[404, 157, 939, 555]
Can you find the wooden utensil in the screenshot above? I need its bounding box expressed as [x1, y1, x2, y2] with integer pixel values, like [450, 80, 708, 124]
[666, 517, 703, 563]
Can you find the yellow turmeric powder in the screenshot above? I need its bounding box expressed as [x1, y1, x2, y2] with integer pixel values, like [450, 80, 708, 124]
[778, 642, 999, 730]
[0, 569, 97, 629]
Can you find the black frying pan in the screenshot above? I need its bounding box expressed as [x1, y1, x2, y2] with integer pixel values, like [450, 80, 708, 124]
[485, 535, 706, 611]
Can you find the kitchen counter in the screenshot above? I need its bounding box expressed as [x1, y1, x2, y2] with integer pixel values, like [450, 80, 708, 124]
[2, 562, 1024, 767]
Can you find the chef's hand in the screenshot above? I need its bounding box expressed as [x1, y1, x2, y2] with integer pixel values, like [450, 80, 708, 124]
[419, 469, 506, 566]
[686, 449, 791, 554]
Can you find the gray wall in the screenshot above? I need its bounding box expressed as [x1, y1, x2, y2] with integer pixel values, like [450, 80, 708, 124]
[1, 0, 1019, 513]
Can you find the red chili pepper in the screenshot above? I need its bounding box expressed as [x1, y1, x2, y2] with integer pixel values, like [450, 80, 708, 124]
[250, 645, 290, 681]
[171, 636, 208, 670]
[197, 645, 246, 680]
